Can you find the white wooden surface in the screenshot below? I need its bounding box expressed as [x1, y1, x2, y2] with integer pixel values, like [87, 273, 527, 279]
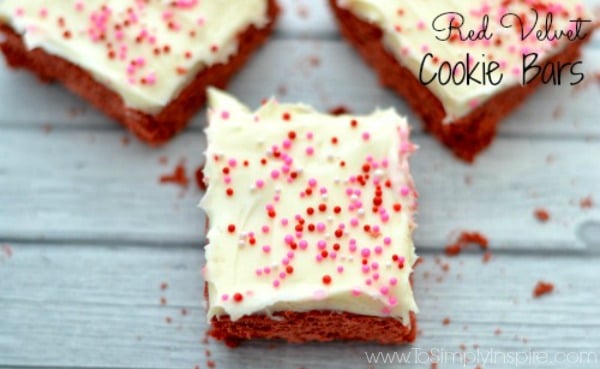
[1, 1, 600, 368]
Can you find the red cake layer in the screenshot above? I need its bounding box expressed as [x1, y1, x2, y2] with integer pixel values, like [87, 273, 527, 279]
[206, 284, 417, 346]
[329, 0, 595, 162]
[0, 0, 279, 145]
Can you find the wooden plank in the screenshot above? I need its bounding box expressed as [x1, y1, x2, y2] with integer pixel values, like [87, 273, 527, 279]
[1, 40, 599, 138]
[0, 243, 598, 369]
[1, 129, 599, 250]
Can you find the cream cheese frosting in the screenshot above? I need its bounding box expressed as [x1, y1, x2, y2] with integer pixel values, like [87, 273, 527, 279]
[0, 0, 270, 114]
[201, 89, 419, 323]
[336, 0, 596, 122]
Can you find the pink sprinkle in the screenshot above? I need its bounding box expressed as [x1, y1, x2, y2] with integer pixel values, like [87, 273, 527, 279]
[371, 262, 379, 270]
[317, 240, 327, 250]
[316, 223, 326, 232]
[271, 170, 280, 179]
[400, 187, 410, 196]
[374, 246, 383, 254]
[221, 111, 230, 120]
[390, 277, 398, 286]
[305, 147, 314, 156]
[362, 132, 370, 141]
[388, 296, 398, 306]
[255, 269, 263, 276]
[350, 218, 359, 227]
[15, 7, 24, 16]
[361, 248, 371, 257]
[308, 178, 317, 187]
[263, 267, 271, 274]
[261, 225, 270, 234]
[282, 139, 292, 149]
[316, 255, 323, 262]
[273, 280, 280, 288]
[262, 245, 271, 253]
[337, 266, 344, 273]
[254, 179, 264, 189]
[221, 294, 229, 301]
[223, 176, 231, 184]
[287, 251, 294, 258]
[284, 234, 294, 244]
[279, 272, 286, 279]
[299, 240, 308, 250]
[281, 218, 289, 226]
[362, 265, 370, 273]
[227, 158, 237, 167]
[306, 132, 314, 140]
[384, 237, 392, 246]
[380, 286, 389, 295]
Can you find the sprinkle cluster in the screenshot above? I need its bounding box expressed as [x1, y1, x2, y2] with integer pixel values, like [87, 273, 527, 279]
[6, 0, 265, 98]
[205, 104, 417, 316]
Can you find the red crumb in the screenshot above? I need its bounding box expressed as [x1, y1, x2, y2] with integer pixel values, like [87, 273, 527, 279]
[329, 105, 352, 116]
[159, 161, 189, 189]
[207, 360, 216, 368]
[580, 196, 594, 209]
[195, 166, 207, 191]
[494, 328, 502, 336]
[158, 156, 168, 165]
[205, 349, 211, 357]
[121, 136, 130, 146]
[181, 308, 188, 316]
[442, 317, 451, 326]
[431, 363, 438, 369]
[297, 5, 309, 19]
[308, 55, 320, 67]
[3, 245, 12, 258]
[160, 282, 169, 291]
[482, 251, 492, 263]
[160, 297, 167, 305]
[534, 208, 551, 223]
[444, 231, 489, 256]
[165, 316, 173, 324]
[533, 281, 555, 298]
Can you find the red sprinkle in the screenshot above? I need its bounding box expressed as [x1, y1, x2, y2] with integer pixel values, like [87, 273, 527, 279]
[322, 275, 332, 285]
[159, 161, 189, 189]
[233, 293, 243, 302]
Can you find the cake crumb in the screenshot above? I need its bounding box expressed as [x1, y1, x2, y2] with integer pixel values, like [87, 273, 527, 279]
[442, 317, 451, 326]
[207, 360, 216, 368]
[329, 105, 352, 116]
[534, 208, 550, 223]
[160, 282, 169, 291]
[445, 231, 489, 256]
[533, 281, 554, 298]
[160, 161, 189, 189]
[3, 244, 13, 258]
[494, 328, 502, 336]
[431, 363, 438, 369]
[195, 166, 207, 191]
[158, 156, 169, 165]
[482, 251, 492, 263]
[181, 308, 188, 316]
[165, 316, 173, 324]
[160, 297, 167, 305]
[121, 135, 131, 146]
[580, 196, 594, 209]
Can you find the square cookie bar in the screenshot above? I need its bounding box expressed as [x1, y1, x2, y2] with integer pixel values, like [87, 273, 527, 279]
[201, 89, 419, 345]
[0, 0, 279, 144]
[330, 0, 596, 161]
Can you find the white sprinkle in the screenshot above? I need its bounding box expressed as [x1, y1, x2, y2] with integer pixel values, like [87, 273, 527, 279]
[357, 208, 365, 216]
[327, 216, 334, 223]
[350, 194, 358, 201]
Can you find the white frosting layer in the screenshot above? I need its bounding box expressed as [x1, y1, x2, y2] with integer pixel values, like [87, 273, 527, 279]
[336, 0, 595, 122]
[202, 89, 419, 323]
[0, 0, 270, 114]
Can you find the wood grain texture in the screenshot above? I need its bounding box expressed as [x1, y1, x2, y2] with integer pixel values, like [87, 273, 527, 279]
[1, 129, 599, 250]
[0, 1, 600, 368]
[0, 243, 599, 369]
